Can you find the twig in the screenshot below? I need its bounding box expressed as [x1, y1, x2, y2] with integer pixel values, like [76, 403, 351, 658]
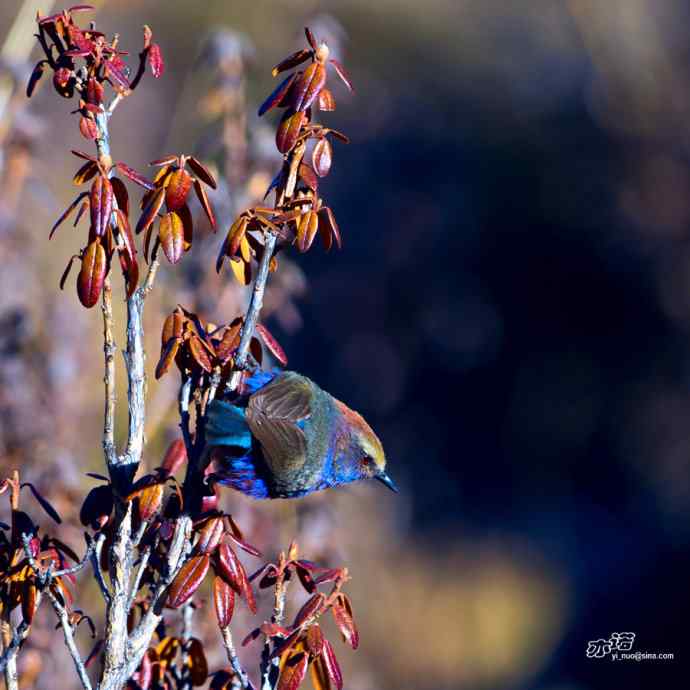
[260, 555, 290, 690]
[45, 588, 93, 690]
[102, 277, 117, 467]
[222, 626, 254, 690]
[127, 546, 150, 610]
[228, 141, 304, 392]
[90, 532, 112, 603]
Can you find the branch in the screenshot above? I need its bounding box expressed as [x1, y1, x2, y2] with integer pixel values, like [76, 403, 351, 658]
[260, 557, 290, 690]
[221, 625, 254, 690]
[102, 277, 117, 467]
[90, 532, 112, 603]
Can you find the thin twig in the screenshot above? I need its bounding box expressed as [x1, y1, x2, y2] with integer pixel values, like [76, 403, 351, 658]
[127, 546, 150, 610]
[260, 555, 290, 690]
[45, 588, 93, 690]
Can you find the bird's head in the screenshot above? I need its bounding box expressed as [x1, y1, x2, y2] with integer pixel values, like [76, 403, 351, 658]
[335, 401, 398, 493]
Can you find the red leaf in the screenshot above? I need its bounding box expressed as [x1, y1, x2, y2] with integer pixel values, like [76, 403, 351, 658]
[168, 555, 210, 608]
[255, 323, 288, 366]
[165, 169, 192, 211]
[188, 156, 217, 189]
[195, 517, 224, 554]
[331, 595, 359, 649]
[258, 72, 298, 117]
[161, 439, 187, 476]
[90, 175, 113, 237]
[312, 138, 332, 177]
[276, 110, 305, 154]
[136, 186, 165, 234]
[277, 652, 308, 690]
[50, 193, 88, 239]
[159, 211, 184, 264]
[291, 62, 326, 112]
[147, 42, 164, 78]
[318, 207, 341, 250]
[317, 87, 336, 112]
[305, 27, 318, 52]
[217, 544, 256, 613]
[213, 575, 235, 628]
[193, 179, 215, 229]
[305, 625, 324, 657]
[105, 59, 130, 91]
[115, 162, 155, 190]
[272, 49, 312, 77]
[328, 59, 353, 92]
[321, 639, 343, 690]
[26, 60, 46, 98]
[77, 239, 107, 308]
[293, 593, 325, 628]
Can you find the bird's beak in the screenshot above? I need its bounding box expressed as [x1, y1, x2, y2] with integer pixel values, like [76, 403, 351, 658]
[375, 471, 399, 493]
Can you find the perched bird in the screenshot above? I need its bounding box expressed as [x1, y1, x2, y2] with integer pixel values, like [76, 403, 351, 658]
[204, 370, 396, 499]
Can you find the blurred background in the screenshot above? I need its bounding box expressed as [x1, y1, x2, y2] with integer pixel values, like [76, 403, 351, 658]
[1, 0, 689, 688]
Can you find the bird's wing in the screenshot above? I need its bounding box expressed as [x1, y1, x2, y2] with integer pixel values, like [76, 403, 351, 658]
[245, 373, 312, 476]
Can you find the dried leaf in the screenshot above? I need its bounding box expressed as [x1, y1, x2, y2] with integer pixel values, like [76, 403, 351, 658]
[193, 179, 215, 229]
[277, 652, 308, 690]
[188, 156, 217, 189]
[21, 581, 38, 624]
[166, 168, 192, 212]
[50, 193, 88, 239]
[255, 323, 288, 366]
[292, 62, 326, 112]
[272, 49, 312, 77]
[189, 335, 213, 373]
[318, 207, 341, 250]
[310, 655, 332, 690]
[258, 72, 298, 117]
[90, 175, 113, 238]
[328, 59, 353, 92]
[155, 337, 180, 379]
[215, 321, 242, 363]
[71, 149, 97, 163]
[276, 110, 305, 155]
[230, 257, 252, 286]
[317, 87, 336, 112]
[213, 575, 235, 628]
[136, 186, 165, 234]
[312, 139, 332, 177]
[296, 210, 319, 253]
[77, 239, 107, 308]
[162, 309, 186, 346]
[168, 555, 210, 608]
[115, 162, 154, 190]
[159, 211, 184, 264]
[150, 154, 178, 167]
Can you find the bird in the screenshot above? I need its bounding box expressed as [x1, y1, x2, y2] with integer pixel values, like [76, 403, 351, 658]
[203, 369, 397, 499]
